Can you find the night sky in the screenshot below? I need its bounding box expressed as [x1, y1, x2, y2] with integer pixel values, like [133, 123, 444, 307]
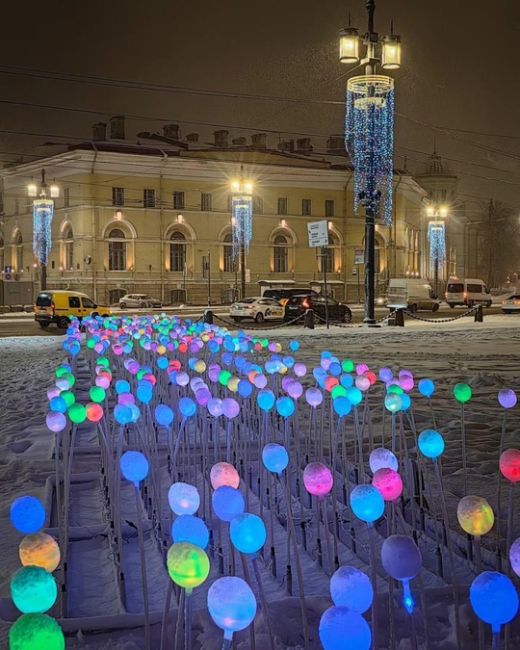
[2, 0, 519, 215]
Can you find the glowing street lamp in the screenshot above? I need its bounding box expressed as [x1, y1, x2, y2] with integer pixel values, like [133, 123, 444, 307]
[340, 1, 402, 326]
[28, 169, 60, 291]
[230, 172, 254, 300]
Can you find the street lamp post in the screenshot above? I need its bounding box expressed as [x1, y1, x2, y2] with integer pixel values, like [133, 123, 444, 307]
[426, 204, 448, 298]
[340, 1, 401, 325]
[230, 175, 254, 301]
[27, 169, 59, 291]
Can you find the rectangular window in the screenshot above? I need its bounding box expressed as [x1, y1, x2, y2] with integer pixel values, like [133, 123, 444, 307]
[201, 192, 212, 211]
[302, 198, 311, 216]
[143, 189, 156, 208]
[68, 296, 80, 308]
[277, 197, 288, 215]
[325, 199, 335, 217]
[173, 191, 185, 210]
[112, 187, 124, 206]
[253, 196, 263, 214]
[63, 188, 70, 208]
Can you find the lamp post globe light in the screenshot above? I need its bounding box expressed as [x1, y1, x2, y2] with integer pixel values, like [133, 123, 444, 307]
[28, 169, 59, 291]
[426, 203, 449, 298]
[340, 1, 402, 325]
[230, 173, 254, 300]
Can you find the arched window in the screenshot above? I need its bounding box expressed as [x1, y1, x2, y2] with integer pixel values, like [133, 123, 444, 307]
[63, 225, 74, 270]
[14, 231, 23, 272]
[222, 232, 234, 273]
[170, 231, 186, 272]
[321, 232, 340, 273]
[108, 228, 126, 271]
[273, 234, 288, 273]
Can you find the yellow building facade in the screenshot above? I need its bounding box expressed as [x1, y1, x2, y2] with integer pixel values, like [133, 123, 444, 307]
[0, 125, 431, 305]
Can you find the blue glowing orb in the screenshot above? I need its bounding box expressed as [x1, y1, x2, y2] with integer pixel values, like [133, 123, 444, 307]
[319, 606, 371, 650]
[333, 396, 352, 417]
[470, 571, 519, 632]
[155, 404, 174, 426]
[276, 396, 295, 418]
[207, 576, 257, 637]
[179, 397, 197, 418]
[120, 451, 149, 484]
[262, 443, 289, 474]
[257, 390, 275, 412]
[418, 429, 445, 459]
[230, 513, 266, 555]
[381, 535, 422, 581]
[330, 566, 373, 613]
[212, 486, 245, 522]
[10, 496, 46, 535]
[418, 378, 435, 398]
[350, 485, 384, 524]
[171, 515, 209, 549]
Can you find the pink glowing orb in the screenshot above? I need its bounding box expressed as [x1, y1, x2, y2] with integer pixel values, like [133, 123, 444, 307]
[372, 468, 403, 502]
[303, 462, 333, 497]
[294, 363, 307, 378]
[510, 538, 520, 578]
[356, 363, 369, 376]
[355, 376, 371, 392]
[210, 462, 240, 490]
[499, 449, 520, 483]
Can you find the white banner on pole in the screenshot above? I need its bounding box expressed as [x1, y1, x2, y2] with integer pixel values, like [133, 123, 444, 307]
[307, 220, 329, 248]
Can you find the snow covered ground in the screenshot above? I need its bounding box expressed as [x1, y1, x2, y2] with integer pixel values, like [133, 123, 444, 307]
[0, 318, 519, 649]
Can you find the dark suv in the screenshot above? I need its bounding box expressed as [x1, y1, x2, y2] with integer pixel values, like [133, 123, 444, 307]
[284, 294, 352, 324]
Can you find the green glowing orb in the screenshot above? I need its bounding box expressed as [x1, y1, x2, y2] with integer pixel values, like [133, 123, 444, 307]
[67, 403, 87, 424]
[167, 542, 210, 589]
[10, 566, 58, 614]
[89, 386, 106, 403]
[60, 391, 75, 407]
[341, 359, 355, 373]
[387, 385, 404, 395]
[9, 614, 65, 650]
[453, 383, 472, 404]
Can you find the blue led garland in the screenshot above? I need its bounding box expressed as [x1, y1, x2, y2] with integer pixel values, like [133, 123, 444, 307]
[428, 222, 446, 264]
[231, 195, 253, 260]
[33, 199, 54, 265]
[345, 77, 395, 225]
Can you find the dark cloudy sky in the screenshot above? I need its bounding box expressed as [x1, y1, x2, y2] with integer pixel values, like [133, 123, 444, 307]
[2, 1, 520, 215]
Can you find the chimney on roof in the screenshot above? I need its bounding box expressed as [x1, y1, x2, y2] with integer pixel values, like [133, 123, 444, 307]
[110, 115, 125, 140]
[251, 133, 267, 149]
[232, 136, 247, 146]
[296, 138, 312, 154]
[326, 135, 344, 154]
[278, 139, 295, 153]
[214, 130, 229, 147]
[163, 124, 180, 140]
[92, 122, 107, 141]
[186, 133, 199, 142]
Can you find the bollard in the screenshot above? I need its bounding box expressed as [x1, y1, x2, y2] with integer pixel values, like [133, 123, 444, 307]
[203, 309, 214, 324]
[304, 308, 315, 329]
[396, 308, 405, 326]
[474, 304, 483, 322]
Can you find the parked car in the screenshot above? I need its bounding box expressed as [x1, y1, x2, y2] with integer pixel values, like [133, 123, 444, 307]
[501, 294, 520, 314]
[387, 279, 439, 313]
[118, 294, 162, 309]
[261, 287, 318, 306]
[284, 294, 352, 324]
[230, 297, 285, 324]
[34, 290, 111, 329]
[446, 278, 492, 308]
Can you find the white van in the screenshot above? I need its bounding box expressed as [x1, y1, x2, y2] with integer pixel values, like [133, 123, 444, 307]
[445, 278, 492, 308]
[387, 279, 439, 313]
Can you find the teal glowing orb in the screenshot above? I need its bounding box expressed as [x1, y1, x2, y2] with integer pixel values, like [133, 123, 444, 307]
[10, 566, 58, 614]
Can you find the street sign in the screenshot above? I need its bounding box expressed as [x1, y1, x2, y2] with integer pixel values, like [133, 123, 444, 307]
[354, 248, 364, 265]
[307, 221, 329, 248]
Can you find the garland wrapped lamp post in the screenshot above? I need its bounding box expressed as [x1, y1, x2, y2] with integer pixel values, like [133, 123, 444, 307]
[28, 169, 59, 291]
[340, 1, 401, 325]
[230, 172, 254, 300]
[426, 203, 449, 299]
